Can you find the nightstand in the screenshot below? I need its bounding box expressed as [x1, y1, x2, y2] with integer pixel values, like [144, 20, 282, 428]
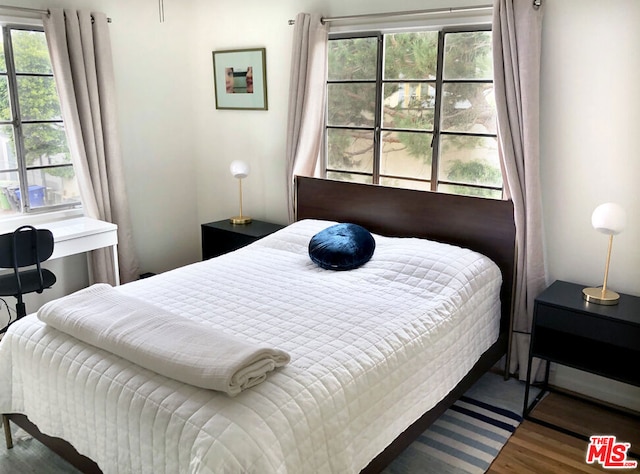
[201, 219, 285, 260]
[524, 280, 640, 444]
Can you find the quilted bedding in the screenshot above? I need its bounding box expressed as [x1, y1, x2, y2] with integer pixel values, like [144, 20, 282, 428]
[0, 219, 502, 474]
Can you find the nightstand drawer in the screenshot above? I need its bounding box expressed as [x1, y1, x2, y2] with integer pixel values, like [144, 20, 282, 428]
[530, 326, 639, 385]
[202, 228, 256, 259]
[201, 220, 285, 260]
[535, 304, 640, 351]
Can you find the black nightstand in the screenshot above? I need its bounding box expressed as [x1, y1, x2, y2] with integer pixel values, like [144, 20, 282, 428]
[201, 219, 285, 260]
[524, 280, 640, 441]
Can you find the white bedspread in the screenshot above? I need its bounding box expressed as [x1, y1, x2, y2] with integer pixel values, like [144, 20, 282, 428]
[0, 219, 502, 474]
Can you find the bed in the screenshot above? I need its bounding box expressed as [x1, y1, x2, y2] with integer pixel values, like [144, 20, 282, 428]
[0, 176, 516, 473]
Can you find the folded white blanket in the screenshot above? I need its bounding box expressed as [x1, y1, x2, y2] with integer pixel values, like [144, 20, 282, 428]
[37, 284, 290, 396]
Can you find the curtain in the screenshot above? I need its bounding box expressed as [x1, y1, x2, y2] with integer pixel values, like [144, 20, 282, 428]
[43, 9, 139, 285]
[285, 13, 328, 223]
[492, 0, 546, 380]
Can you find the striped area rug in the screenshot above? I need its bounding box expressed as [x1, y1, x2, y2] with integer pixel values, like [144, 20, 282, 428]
[384, 372, 525, 474]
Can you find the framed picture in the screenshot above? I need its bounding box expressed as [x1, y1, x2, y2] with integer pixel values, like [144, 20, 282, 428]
[212, 48, 268, 110]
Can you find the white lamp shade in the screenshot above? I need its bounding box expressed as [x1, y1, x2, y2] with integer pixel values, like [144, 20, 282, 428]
[229, 160, 250, 179]
[591, 202, 626, 235]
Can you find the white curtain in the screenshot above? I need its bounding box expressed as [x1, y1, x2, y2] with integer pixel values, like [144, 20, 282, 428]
[43, 9, 139, 285]
[285, 13, 328, 223]
[492, 0, 546, 380]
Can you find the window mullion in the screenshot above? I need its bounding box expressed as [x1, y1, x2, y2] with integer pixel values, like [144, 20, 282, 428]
[371, 33, 384, 185]
[430, 30, 446, 193]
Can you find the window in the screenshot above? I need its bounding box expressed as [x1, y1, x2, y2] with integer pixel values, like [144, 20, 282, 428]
[325, 27, 502, 199]
[0, 25, 80, 217]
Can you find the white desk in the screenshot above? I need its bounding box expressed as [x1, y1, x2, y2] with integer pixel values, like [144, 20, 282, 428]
[0, 216, 120, 285]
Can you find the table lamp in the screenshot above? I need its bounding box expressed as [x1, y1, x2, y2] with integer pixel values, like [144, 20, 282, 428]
[229, 160, 252, 225]
[582, 202, 626, 305]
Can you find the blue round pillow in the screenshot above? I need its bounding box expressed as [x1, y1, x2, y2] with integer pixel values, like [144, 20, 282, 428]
[308, 223, 376, 271]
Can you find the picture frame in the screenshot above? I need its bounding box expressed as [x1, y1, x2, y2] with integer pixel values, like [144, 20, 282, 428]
[212, 48, 268, 110]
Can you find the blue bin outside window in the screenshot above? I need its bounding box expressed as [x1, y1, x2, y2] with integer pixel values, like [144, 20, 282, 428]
[14, 185, 46, 207]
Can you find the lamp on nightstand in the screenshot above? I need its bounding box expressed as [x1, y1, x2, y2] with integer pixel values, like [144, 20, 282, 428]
[583, 202, 626, 305]
[229, 160, 252, 225]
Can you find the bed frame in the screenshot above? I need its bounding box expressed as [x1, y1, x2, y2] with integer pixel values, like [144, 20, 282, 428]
[3, 176, 516, 473]
[295, 176, 516, 472]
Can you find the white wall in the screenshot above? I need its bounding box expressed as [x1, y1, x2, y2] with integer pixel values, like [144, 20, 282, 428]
[541, 1, 640, 296]
[108, 0, 200, 274]
[3, 0, 638, 408]
[540, 0, 640, 410]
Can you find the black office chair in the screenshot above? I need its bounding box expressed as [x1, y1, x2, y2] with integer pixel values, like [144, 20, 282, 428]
[0, 225, 56, 327]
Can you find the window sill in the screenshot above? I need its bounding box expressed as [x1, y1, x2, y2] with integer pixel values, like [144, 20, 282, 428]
[0, 208, 85, 234]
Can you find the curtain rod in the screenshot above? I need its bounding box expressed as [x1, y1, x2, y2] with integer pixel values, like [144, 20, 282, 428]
[287, 5, 493, 26]
[0, 5, 112, 22]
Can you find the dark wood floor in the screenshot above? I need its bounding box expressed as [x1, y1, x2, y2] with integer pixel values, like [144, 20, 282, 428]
[488, 390, 640, 473]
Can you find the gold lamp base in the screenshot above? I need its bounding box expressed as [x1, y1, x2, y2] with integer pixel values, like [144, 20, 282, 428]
[582, 287, 620, 305]
[230, 216, 252, 225]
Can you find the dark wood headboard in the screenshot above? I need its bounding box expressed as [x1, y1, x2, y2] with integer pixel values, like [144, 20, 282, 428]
[295, 176, 516, 334]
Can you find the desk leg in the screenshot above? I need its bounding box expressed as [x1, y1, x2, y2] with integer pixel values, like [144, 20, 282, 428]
[85, 245, 120, 286]
[112, 244, 120, 286]
[3, 415, 12, 449]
